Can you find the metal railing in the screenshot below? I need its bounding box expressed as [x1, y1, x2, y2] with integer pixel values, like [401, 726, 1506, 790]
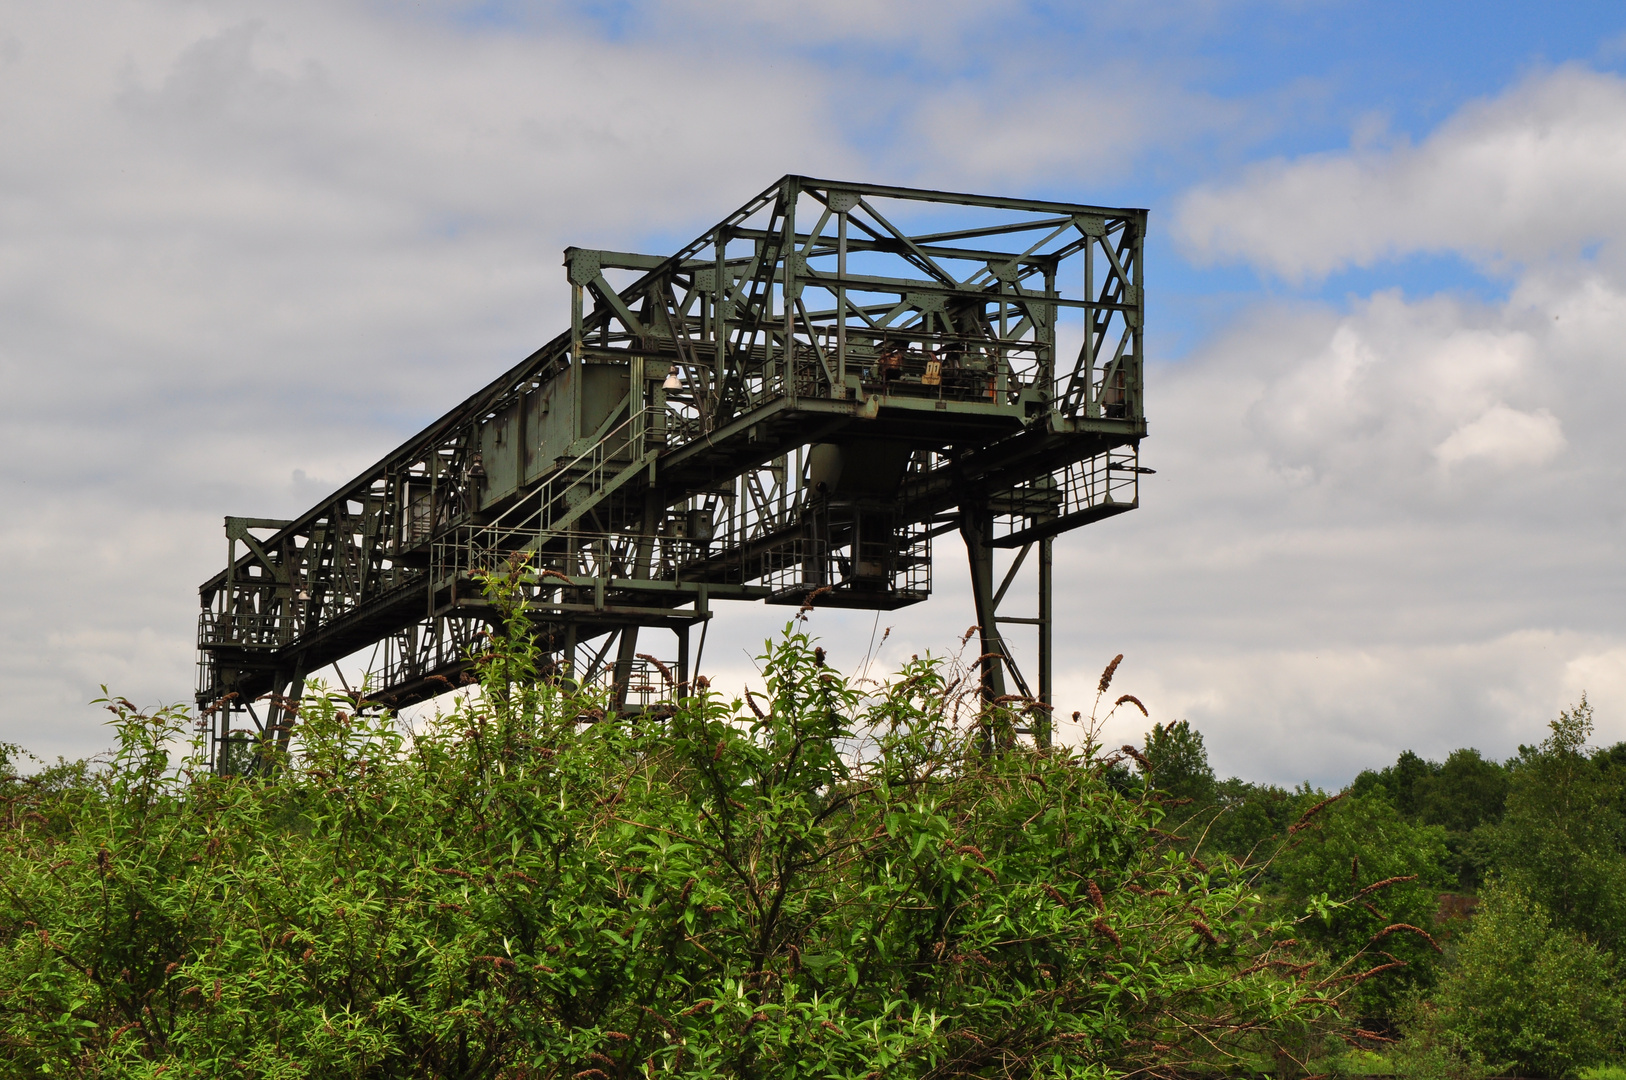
[432, 523, 745, 593]
[990, 446, 1141, 544]
[198, 610, 289, 649]
[757, 518, 932, 603]
[484, 407, 657, 536]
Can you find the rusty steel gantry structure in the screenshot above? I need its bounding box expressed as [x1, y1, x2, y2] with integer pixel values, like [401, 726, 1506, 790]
[196, 177, 1147, 770]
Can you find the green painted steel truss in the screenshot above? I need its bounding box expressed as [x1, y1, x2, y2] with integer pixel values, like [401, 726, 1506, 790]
[196, 176, 1148, 769]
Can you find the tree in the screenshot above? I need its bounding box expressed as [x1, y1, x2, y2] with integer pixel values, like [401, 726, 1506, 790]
[1398, 882, 1622, 1079]
[1415, 749, 1508, 837]
[1138, 720, 1216, 805]
[1485, 697, 1626, 952]
[1352, 751, 1439, 819]
[1267, 792, 1452, 1028]
[1202, 779, 1302, 864]
[1350, 746, 1511, 892]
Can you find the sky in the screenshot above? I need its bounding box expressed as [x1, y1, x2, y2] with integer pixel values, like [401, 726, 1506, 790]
[3, 0, 1626, 785]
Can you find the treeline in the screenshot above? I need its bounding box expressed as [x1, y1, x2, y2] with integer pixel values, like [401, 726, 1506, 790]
[1132, 702, 1626, 1077]
[0, 586, 1622, 1078]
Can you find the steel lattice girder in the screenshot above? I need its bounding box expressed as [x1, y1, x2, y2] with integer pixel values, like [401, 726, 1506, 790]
[196, 176, 1147, 744]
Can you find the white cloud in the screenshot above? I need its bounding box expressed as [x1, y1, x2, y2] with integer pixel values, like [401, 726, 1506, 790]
[1040, 65, 1626, 782]
[1220, 288, 1584, 500]
[1070, 631, 1626, 785]
[3, 3, 1624, 790]
[1175, 65, 1626, 279]
[0, 0, 1227, 761]
[1026, 269, 1624, 780]
[0, 0, 861, 759]
[1435, 404, 1566, 470]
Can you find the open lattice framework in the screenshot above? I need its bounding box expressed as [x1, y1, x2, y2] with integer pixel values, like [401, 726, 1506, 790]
[196, 176, 1148, 770]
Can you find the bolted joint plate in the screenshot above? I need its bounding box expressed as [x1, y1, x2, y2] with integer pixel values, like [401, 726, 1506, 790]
[565, 248, 601, 287]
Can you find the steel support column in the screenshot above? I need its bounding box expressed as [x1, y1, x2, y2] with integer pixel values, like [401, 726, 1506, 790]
[272, 654, 308, 756]
[961, 506, 1009, 711]
[676, 623, 691, 696]
[1037, 536, 1053, 747]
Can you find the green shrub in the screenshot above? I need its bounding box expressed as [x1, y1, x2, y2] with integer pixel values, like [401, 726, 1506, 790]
[1267, 792, 1453, 1027]
[1139, 720, 1216, 804]
[1578, 1066, 1626, 1080]
[1397, 882, 1622, 1079]
[0, 577, 1359, 1078]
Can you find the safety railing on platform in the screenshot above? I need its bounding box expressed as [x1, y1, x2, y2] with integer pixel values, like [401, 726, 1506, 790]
[198, 610, 290, 649]
[757, 518, 932, 604]
[1056, 447, 1141, 517]
[990, 446, 1142, 544]
[431, 523, 747, 598]
[760, 535, 829, 597]
[483, 407, 656, 536]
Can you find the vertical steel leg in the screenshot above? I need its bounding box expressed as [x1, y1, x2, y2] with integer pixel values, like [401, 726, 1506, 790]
[676, 624, 691, 697]
[612, 626, 640, 712]
[961, 507, 1008, 752]
[273, 653, 308, 758]
[1037, 536, 1054, 748]
[215, 701, 231, 774]
[614, 490, 662, 712]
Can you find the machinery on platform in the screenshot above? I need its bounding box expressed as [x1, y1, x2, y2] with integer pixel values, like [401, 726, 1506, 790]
[196, 176, 1147, 770]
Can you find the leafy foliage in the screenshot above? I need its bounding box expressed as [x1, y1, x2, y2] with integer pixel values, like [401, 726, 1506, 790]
[1130, 727, 1453, 1031]
[1485, 698, 1626, 953]
[1351, 748, 1510, 892]
[18, 576, 1626, 1076]
[1266, 794, 1451, 1025]
[1396, 883, 1623, 1079]
[0, 581, 1349, 1078]
[1139, 720, 1216, 805]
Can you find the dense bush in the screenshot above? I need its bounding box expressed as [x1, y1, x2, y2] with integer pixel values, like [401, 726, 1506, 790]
[1396, 883, 1623, 1079]
[1133, 740, 1454, 1031]
[17, 572, 1626, 1076]
[0, 582, 1356, 1078]
[1266, 794, 1451, 1027]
